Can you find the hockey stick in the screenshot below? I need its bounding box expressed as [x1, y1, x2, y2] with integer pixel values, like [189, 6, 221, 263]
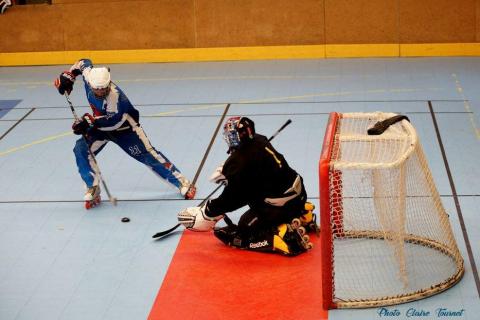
[268, 119, 292, 142]
[152, 118, 292, 239]
[65, 93, 117, 206]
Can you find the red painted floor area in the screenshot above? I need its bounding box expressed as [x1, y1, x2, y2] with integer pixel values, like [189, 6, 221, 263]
[149, 231, 327, 320]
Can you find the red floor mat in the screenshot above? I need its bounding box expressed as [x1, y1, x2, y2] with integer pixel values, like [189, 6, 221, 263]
[149, 231, 327, 320]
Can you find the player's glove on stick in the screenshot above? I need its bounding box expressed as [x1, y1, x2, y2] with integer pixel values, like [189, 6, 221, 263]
[177, 202, 224, 232]
[72, 113, 95, 135]
[54, 71, 76, 95]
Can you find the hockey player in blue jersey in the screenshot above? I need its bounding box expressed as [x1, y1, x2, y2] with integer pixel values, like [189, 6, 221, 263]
[55, 59, 196, 208]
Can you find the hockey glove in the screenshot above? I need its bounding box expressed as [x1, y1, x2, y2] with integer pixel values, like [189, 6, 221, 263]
[0, 0, 11, 14]
[209, 164, 227, 185]
[177, 202, 224, 232]
[54, 71, 76, 95]
[72, 113, 95, 135]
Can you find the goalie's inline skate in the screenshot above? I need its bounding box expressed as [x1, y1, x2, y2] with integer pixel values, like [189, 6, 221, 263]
[289, 218, 314, 251]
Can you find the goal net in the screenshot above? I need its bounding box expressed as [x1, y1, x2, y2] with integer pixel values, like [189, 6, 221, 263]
[319, 112, 464, 309]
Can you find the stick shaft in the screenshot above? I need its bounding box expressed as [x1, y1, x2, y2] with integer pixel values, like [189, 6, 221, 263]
[268, 119, 292, 142]
[198, 182, 224, 207]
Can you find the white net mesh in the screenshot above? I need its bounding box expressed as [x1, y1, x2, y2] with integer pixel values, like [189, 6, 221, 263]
[321, 112, 464, 308]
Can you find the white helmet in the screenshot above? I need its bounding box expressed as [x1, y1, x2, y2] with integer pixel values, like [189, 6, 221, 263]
[88, 67, 111, 89]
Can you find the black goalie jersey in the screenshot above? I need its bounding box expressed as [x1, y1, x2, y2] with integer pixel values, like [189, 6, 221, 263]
[208, 133, 306, 217]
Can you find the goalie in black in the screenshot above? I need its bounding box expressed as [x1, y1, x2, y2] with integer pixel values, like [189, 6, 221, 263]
[177, 116, 317, 256]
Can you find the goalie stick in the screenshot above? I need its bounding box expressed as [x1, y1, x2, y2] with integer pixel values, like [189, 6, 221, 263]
[152, 118, 292, 239]
[65, 93, 118, 206]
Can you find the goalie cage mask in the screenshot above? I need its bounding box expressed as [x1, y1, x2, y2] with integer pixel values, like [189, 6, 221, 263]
[223, 116, 255, 153]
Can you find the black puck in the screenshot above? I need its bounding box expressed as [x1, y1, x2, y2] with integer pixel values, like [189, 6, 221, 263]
[121, 217, 130, 223]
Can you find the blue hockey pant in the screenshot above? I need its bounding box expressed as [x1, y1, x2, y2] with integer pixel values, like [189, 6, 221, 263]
[73, 125, 185, 189]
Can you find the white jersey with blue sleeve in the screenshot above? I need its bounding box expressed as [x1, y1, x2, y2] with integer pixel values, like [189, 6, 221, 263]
[70, 59, 139, 131]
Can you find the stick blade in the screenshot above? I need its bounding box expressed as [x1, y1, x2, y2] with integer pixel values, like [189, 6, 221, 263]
[152, 223, 181, 239]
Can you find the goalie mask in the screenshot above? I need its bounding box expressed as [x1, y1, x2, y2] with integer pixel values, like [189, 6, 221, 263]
[223, 116, 255, 153]
[88, 67, 111, 99]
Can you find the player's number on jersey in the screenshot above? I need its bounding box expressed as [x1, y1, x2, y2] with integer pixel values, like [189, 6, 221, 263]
[129, 145, 142, 156]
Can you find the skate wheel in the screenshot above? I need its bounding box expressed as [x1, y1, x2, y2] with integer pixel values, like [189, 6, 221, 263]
[302, 234, 310, 242]
[291, 218, 301, 228]
[298, 226, 306, 236]
[306, 242, 314, 250]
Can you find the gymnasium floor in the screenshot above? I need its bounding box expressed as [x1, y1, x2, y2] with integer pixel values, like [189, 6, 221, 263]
[0, 57, 479, 320]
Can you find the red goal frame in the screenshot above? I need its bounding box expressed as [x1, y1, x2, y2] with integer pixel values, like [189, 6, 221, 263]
[319, 112, 341, 310]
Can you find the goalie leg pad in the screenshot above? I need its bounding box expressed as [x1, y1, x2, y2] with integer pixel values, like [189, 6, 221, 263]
[214, 224, 307, 256]
[214, 225, 275, 253]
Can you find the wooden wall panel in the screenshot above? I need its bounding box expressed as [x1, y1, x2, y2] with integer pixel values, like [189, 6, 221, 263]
[61, 0, 195, 50]
[476, 0, 480, 41]
[0, 4, 63, 52]
[325, 0, 398, 44]
[194, 0, 324, 47]
[53, 0, 116, 3]
[399, 0, 476, 43]
[2, 0, 480, 55]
